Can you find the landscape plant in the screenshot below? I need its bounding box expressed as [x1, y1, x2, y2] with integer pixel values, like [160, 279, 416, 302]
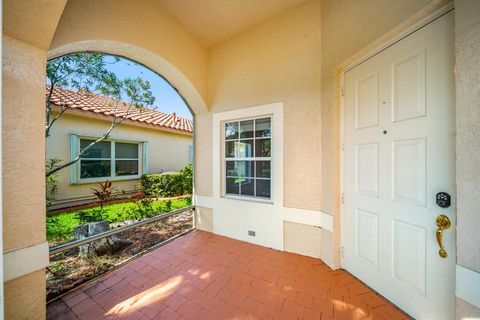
[141, 164, 193, 198]
[47, 198, 191, 245]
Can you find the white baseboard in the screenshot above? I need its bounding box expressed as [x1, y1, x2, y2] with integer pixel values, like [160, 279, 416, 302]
[456, 264, 480, 309]
[4, 242, 49, 282]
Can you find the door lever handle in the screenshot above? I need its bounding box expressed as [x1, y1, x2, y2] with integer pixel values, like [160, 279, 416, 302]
[436, 214, 451, 258]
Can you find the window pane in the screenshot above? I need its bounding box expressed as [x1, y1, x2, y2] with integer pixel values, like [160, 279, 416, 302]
[115, 160, 138, 176]
[116, 142, 138, 159]
[255, 138, 271, 157]
[80, 139, 111, 158]
[225, 122, 238, 140]
[235, 140, 254, 158]
[225, 178, 240, 195]
[80, 160, 111, 178]
[240, 120, 254, 138]
[255, 118, 271, 137]
[225, 141, 235, 158]
[240, 178, 255, 196]
[256, 161, 271, 178]
[236, 160, 254, 178]
[226, 161, 237, 177]
[256, 179, 271, 198]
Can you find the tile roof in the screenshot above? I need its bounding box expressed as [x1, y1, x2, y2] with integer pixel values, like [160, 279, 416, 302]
[47, 86, 193, 133]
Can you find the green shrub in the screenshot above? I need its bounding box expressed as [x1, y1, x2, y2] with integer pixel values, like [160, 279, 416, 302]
[141, 164, 193, 198]
[141, 173, 183, 197]
[180, 164, 193, 195]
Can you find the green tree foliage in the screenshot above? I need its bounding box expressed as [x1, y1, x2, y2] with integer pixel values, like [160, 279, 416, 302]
[45, 53, 155, 177]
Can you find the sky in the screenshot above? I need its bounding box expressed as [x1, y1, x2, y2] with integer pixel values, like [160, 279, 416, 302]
[102, 56, 193, 119]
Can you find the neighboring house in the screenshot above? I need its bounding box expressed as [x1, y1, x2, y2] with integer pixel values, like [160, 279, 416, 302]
[46, 86, 193, 208]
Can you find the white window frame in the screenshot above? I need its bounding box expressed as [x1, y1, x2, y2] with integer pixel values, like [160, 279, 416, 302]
[222, 116, 272, 201]
[70, 134, 148, 184]
[212, 102, 283, 205]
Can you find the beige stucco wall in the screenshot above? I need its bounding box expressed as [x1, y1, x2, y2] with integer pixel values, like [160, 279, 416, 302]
[4, 269, 46, 320]
[454, 0, 480, 273]
[194, 113, 213, 196]
[454, 0, 480, 316]
[2, 35, 47, 253]
[49, 0, 208, 115]
[206, 0, 322, 210]
[46, 112, 192, 201]
[2, 33, 53, 320]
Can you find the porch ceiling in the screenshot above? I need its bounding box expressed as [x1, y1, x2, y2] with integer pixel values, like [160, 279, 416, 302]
[47, 230, 409, 319]
[154, 0, 309, 47]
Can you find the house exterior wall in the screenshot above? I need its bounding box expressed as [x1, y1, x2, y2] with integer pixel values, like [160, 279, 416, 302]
[196, 0, 450, 268]
[3, 0, 480, 318]
[196, 0, 335, 265]
[454, 0, 480, 316]
[46, 112, 192, 202]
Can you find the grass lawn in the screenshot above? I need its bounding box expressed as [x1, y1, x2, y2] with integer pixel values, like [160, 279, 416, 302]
[47, 198, 191, 245]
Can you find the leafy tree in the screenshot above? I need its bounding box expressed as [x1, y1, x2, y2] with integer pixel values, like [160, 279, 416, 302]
[45, 53, 155, 177]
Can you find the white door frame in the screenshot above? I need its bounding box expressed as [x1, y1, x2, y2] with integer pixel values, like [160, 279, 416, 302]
[339, 3, 454, 269]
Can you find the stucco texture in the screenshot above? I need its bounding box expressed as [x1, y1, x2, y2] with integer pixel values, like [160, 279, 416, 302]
[4, 269, 46, 320]
[2, 35, 47, 253]
[454, 0, 480, 273]
[207, 0, 322, 210]
[49, 0, 208, 116]
[46, 112, 192, 201]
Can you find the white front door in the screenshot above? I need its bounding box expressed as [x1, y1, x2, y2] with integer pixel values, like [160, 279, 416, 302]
[343, 11, 455, 319]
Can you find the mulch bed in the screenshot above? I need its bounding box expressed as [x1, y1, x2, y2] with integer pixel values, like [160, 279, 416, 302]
[46, 209, 193, 302]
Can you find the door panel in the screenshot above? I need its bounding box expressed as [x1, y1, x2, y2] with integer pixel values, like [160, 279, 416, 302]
[343, 12, 455, 319]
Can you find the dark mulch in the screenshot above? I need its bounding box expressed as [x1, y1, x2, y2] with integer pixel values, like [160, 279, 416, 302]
[46, 209, 193, 302]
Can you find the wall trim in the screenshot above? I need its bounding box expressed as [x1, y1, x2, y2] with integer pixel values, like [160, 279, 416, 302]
[196, 195, 333, 232]
[3, 242, 49, 282]
[456, 264, 480, 309]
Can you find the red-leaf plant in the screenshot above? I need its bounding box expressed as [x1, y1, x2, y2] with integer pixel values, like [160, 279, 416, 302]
[91, 180, 116, 210]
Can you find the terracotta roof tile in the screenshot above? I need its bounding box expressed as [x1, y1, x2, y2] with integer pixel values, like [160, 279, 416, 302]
[47, 86, 193, 133]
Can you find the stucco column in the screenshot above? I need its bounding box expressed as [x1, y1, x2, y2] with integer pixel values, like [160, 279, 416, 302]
[2, 34, 50, 320]
[454, 0, 480, 317]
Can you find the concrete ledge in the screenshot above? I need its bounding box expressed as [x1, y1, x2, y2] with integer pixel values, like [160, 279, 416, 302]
[4, 241, 49, 282]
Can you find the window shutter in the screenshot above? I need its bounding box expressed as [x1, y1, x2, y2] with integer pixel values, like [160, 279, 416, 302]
[143, 142, 149, 174]
[69, 134, 78, 184]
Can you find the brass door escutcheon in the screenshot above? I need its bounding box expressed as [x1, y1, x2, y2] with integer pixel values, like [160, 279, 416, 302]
[436, 214, 451, 258]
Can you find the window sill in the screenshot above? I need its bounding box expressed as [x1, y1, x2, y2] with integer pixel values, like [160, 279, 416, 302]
[72, 175, 141, 185]
[222, 194, 273, 205]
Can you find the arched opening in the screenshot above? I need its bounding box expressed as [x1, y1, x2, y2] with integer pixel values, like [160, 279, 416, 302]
[48, 40, 208, 116]
[45, 50, 200, 300]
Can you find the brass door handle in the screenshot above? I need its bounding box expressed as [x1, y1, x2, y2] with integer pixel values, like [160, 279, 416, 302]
[436, 214, 451, 258]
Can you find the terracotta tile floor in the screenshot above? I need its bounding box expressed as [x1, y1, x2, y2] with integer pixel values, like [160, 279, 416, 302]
[47, 230, 410, 320]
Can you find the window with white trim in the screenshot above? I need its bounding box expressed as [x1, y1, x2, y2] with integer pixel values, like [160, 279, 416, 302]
[223, 117, 271, 199]
[75, 137, 143, 181]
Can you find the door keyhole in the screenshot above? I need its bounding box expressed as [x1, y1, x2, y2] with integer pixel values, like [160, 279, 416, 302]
[383, 130, 388, 134]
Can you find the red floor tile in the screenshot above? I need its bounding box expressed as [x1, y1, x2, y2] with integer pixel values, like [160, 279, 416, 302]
[47, 230, 410, 320]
